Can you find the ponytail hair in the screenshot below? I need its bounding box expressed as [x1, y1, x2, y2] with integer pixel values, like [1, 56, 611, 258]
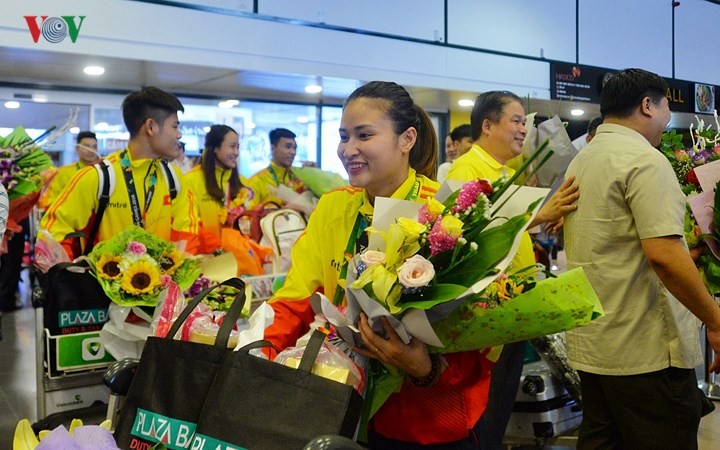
[345, 81, 438, 180]
[201, 124, 242, 203]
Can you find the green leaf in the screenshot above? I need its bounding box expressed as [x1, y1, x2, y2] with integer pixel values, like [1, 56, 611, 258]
[439, 213, 531, 286]
[393, 283, 468, 313]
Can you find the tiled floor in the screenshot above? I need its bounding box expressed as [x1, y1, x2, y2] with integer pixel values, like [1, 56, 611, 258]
[2, 256, 720, 449]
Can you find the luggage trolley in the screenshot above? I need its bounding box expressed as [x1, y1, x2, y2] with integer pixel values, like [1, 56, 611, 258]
[32, 212, 115, 430]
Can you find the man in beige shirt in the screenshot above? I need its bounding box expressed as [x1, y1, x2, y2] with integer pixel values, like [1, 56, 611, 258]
[564, 68, 720, 449]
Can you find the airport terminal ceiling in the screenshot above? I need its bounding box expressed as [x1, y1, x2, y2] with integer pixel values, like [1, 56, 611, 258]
[0, 46, 704, 132]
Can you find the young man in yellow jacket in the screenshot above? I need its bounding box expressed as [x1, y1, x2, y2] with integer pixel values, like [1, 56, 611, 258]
[38, 131, 100, 211]
[41, 86, 200, 258]
[248, 128, 307, 206]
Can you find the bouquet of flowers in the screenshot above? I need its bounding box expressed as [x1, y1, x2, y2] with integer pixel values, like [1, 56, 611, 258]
[0, 125, 55, 200]
[315, 141, 601, 352]
[0, 125, 56, 241]
[659, 118, 720, 196]
[185, 275, 247, 312]
[87, 225, 201, 307]
[661, 112, 720, 292]
[219, 185, 255, 226]
[13, 418, 119, 450]
[0, 111, 78, 244]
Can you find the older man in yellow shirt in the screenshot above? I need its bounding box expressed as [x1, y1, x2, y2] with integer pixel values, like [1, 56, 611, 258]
[448, 90, 578, 450]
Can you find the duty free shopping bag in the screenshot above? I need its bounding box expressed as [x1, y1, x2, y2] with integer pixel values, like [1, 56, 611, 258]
[113, 277, 247, 450]
[191, 330, 364, 450]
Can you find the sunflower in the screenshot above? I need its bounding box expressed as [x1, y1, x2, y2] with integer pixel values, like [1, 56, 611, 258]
[158, 249, 183, 275]
[121, 260, 161, 295]
[97, 254, 123, 280]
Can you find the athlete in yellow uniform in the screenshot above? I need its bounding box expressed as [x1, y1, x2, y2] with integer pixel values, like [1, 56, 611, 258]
[41, 87, 200, 258]
[248, 128, 306, 206]
[39, 131, 100, 210]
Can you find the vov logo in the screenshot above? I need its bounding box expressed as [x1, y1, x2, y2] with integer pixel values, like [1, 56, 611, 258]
[24, 16, 86, 43]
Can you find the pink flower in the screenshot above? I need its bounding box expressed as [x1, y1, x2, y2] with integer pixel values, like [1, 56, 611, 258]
[126, 241, 147, 255]
[674, 149, 691, 162]
[418, 204, 435, 224]
[160, 274, 172, 287]
[452, 179, 492, 213]
[428, 219, 458, 256]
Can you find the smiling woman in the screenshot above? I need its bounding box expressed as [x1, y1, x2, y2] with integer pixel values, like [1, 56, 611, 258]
[261, 81, 504, 448]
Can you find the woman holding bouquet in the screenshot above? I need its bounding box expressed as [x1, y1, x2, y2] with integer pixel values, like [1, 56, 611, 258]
[185, 125, 268, 271]
[265, 81, 495, 449]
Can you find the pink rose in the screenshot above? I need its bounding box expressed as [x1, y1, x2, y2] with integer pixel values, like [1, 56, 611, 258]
[360, 250, 386, 268]
[127, 241, 147, 255]
[160, 274, 172, 287]
[397, 255, 435, 288]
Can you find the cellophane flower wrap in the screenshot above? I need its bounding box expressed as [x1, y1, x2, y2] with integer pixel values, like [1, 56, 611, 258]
[663, 111, 720, 294]
[0, 125, 63, 239]
[88, 225, 201, 307]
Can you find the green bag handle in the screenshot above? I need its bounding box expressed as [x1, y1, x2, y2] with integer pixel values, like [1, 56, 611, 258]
[167, 277, 246, 349]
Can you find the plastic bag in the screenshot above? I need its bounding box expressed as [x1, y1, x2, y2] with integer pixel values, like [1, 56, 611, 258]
[275, 334, 365, 393]
[221, 228, 273, 275]
[34, 229, 71, 273]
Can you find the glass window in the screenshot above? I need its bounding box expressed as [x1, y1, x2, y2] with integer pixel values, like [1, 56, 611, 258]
[320, 106, 345, 177]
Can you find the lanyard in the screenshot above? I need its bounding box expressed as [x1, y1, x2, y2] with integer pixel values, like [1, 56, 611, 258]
[332, 179, 421, 305]
[120, 150, 157, 227]
[267, 164, 296, 186]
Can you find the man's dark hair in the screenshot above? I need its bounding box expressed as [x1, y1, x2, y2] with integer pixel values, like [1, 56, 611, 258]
[470, 91, 523, 141]
[269, 128, 296, 146]
[121, 86, 184, 138]
[76, 131, 96, 143]
[600, 69, 668, 119]
[450, 124, 472, 142]
[587, 117, 603, 137]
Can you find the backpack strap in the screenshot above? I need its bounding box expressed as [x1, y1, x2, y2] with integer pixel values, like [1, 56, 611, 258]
[160, 159, 179, 200]
[84, 160, 113, 255]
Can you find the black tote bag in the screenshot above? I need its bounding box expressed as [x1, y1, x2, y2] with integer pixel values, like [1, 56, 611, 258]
[114, 277, 246, 450]
[191, 330, 364, 450]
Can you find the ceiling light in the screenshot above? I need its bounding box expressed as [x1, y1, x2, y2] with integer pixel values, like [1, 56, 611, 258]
[203, 126, 211, 133]
[458, 99, 474, 107]
[95, 122, 109, 131]
[304, 85, 323, 94]
[218, 99, 239, 109]
[570, 109, 584, 116]
[296, 116, 309, 124]
[4, 101, 20, 109]
[70, 127, 80, 134]
[32, 95, 48, 103]
[83, 65, 105, 76]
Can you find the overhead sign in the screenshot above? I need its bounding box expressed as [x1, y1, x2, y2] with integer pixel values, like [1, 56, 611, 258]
[550, 62, 717, 114]
[550, 63, 613, 104]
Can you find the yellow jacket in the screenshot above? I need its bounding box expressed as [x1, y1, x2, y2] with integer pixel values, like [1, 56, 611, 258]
[40, 148, 200, 257]
[184, 165, 256, 239]
[38, 162, 90, 210]
[448, 144, 536, 271]
[247, 162, 307, 206]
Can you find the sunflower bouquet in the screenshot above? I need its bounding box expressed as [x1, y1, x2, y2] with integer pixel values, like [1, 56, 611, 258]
[88, 225, 201, 307]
